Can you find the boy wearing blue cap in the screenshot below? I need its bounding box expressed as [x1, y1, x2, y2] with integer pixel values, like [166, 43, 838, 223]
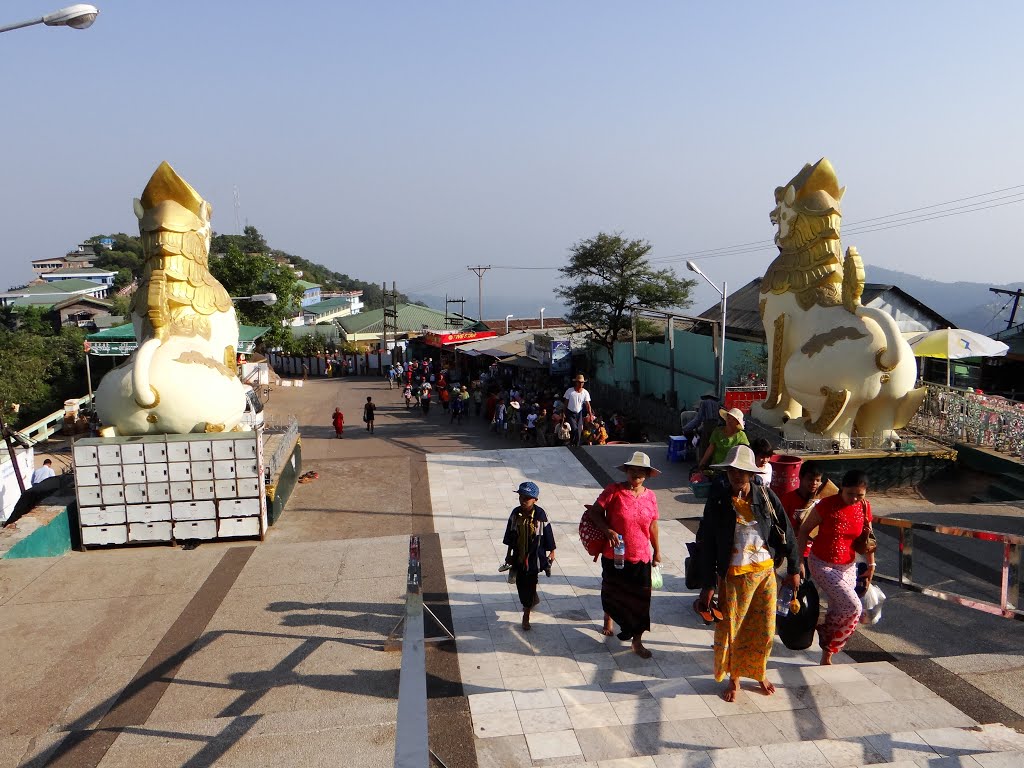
[502, 481, 557, 630]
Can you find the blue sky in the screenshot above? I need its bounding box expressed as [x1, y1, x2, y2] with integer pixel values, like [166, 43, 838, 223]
[2, 2, 1022, 316]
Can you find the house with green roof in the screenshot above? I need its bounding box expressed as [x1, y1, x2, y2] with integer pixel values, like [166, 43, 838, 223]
[302, 291, 364, 324]
[296, 280, 321, 308]
[86, 323, 271, 356]
[0, 278, 110, 306]
[335, 303, 471, 344]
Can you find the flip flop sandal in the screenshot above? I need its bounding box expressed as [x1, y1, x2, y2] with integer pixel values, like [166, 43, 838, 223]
[692, 599, 715, 625]
[709, 601, 725, 623]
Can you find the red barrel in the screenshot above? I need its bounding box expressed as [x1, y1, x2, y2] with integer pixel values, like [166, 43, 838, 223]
[769, 455, 802, 496]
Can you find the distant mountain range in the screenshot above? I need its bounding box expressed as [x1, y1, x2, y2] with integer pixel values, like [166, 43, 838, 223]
[866, 267, 1024, 333]
[411, 269, 1023, 336]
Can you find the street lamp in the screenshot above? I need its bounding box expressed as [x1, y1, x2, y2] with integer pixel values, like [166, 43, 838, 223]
[687, 261, 727, 400]
[539, 307, 546, 330]
[231, 293, 277, 306]
[505, 314, 514, 334]
[0, 4, 99, 33]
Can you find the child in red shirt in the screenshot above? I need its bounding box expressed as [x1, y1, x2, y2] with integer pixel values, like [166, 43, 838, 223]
[332, 408, 344, 439]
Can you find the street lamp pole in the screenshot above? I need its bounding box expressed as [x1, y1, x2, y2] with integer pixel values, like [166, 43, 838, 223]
[687, 261, 727, 400]
[539, 308, 545, 330]
[505, 314, 514, 335]
[0, 4, 100, 34]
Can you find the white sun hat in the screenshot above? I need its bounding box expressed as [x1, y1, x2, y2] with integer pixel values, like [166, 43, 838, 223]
[617, 451, 661, 478]
[712, 444, 764, 473]
[719, 407, 746, 429]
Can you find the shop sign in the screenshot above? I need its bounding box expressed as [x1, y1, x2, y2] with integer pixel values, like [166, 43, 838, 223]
[424, 330, 497, 346]
[550, 338, 571, 373]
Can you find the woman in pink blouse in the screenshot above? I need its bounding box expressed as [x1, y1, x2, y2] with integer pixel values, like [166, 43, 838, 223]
[584, 451, 662, 658]
[797, 469, 875, 665]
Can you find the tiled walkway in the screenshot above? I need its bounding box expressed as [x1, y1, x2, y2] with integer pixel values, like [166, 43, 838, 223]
[428, 447, 1024, 767]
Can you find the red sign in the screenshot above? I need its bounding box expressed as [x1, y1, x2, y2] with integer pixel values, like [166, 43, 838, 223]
[424, 330, 497, 346]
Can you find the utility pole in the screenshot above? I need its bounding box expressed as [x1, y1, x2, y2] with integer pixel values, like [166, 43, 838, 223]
[445, 296, 467, 328]
[989, 287, 1024, 330]
[467, 265, 491, 323]
[383, 282, 399, 366]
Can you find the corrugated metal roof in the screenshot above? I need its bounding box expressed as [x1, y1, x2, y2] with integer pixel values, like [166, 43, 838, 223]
[698, 278, 956, 341]
[303, 296, 356, 313]
[336, 303, 461, 334]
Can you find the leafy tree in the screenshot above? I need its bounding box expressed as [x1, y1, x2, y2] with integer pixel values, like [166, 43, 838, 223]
[0, 323, 86, 425]
[557, 232, 696, 363]
[0, 331, 48, 422]
[209, 244, 303, 348]
[108, 295, 131, 319]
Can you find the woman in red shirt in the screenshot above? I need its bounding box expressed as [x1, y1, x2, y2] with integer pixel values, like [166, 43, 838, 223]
[584, 452, 662, 658]
[797, 469, 875, 665]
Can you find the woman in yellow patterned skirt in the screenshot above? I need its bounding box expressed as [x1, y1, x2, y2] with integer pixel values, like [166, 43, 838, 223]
[696, 445, 800, 701]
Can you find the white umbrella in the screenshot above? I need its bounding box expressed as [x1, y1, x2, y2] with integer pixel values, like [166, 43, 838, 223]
[906, 328, 1009, 387]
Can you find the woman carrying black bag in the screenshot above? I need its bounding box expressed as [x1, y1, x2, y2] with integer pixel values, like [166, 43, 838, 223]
[697, 446, 801, 702]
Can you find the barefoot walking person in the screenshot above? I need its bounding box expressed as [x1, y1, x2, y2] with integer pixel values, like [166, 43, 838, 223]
[501, 482, 556, 631]
[332, 407, 344, 439]
[797, 469, 874, 665]
[584, 451, 662, 658]
[698, 445, 800, 701]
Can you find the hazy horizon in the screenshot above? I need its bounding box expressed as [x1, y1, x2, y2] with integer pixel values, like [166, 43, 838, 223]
[3, 2, 1023, 316]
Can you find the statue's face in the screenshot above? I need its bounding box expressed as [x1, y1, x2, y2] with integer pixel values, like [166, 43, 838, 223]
[771, 196, 796, 243]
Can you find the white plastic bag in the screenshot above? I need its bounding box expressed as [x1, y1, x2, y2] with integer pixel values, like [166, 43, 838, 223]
[860, 583, 885, 625]
[651, 565, 664, 590]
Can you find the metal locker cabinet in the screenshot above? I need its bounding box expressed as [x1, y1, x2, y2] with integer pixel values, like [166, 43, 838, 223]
[189, 441, 213, 461]
[73, 444, 99, 465]
[99, 465, 123, 485]
[170, 481, 194, 501]
[97, 444, 121, 463]
[214, 479, 237, 498]
[166, 441, 191, 462]
[77, 466, 101, 486]
[191, 461, 214, 480]
[168, 462, 192, 482]
[128, 521, 172, 542]
[81, 525, 128, 546]
[192, 481, 216, 500]
[147, 483, 171, 503]
[121, 444, 145, 464]
[79, 505, 127, 526]
[213, 460, 237, 479]
[235, 460, 259, 478]
[173, 519, 217, 540]
[146, 464, 169, 482]
[234, 438, 258, 460]
[77, 486, 103, 507]
[124, 484, 148, 504]
[126, 503, 172, 523]
[219, 498, 261, 517]
[172, 500, 216, 521]
[122, 464, 147, 484]
[236, 478, 261, 497]
[143, 442, 168, 463]
[212, 440, 236, 460]
[101, 485, 126, 505]
[218, 516, 260, 538]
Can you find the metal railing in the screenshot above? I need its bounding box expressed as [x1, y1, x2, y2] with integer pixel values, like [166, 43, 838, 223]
[265, 417, 299, 479]
[908, 384, 1024, 457]
[14, 394, 94, 444]
[874, 515, 1023, 620]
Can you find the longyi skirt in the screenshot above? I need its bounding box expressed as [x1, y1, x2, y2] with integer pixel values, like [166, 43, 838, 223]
[713, 566, 777, 682]
[601, 557, 652, 639]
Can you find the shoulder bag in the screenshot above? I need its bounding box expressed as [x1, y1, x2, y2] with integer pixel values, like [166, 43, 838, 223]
[852, 500, 877, 556]
[579, 504, 605, 558]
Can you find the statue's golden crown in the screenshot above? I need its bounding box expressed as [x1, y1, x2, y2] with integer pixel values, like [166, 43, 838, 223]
[775, 157, 845, 214]
[139, 161, 207, 219]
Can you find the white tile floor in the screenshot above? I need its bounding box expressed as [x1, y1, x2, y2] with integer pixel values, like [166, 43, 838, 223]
[427, 447, 1023, 767]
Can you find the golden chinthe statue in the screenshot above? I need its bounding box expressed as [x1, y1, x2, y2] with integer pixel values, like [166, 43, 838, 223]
[94, 162, 247, 435]
[750, 158, 926, 449]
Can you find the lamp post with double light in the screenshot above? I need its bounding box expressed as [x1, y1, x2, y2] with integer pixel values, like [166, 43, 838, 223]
[687, 261, 727, 400]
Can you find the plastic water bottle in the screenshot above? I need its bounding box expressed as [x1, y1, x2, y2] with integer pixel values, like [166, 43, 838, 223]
[613, 540, 626, 569]
[777, 585, 793, 616]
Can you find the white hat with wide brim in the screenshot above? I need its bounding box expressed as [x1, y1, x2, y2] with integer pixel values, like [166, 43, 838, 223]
[617, 451, 661, 478]
[711, 445, 764, 473]
[719, 407, 745, 429]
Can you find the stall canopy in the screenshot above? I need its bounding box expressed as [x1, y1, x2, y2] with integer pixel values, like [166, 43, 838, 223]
[86, 323, 272, 356]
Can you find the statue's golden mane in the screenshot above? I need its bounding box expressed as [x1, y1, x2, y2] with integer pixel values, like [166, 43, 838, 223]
[762, 158, 847, 310]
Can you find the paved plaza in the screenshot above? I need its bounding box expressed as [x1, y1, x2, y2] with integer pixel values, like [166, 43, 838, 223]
[0, 376, 1022, 766]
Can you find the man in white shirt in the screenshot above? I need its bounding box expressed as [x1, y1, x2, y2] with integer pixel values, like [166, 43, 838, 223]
[562, 374, 593, 447]
[31, 459, 56, 486]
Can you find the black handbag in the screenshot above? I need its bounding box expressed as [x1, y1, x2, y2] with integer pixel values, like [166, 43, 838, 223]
[684, 540, 702, 590]
[777, 580, 821, 650]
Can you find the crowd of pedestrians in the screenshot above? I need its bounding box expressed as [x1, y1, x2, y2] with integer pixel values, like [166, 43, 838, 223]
[329, 357, 879, 701]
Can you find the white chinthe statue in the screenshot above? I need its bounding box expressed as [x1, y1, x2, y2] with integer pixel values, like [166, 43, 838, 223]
[94, 162, 247, 435]
[749, 158, 926, 449]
